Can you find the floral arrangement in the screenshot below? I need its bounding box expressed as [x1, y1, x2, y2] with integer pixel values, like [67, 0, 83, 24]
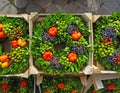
[0, 75, 34, 93]
[94, 12, 120, 72]
[32, 12, 91, 74]
[41, 76, 82, 93]
[0, 16, 29, 75]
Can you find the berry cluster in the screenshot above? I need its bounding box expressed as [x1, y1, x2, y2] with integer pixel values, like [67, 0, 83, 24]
[114, 54, 120, 64]
[97, 27, 117, 58]
[10, 27, 23, 40]
[57, 21, 67, 34]
[67, 25, 79, 35]
[105, 48, 120, 65]
[50, 56, 62, 69]
[101, 27, 120, 64]
[3, 23, 23, 40]
[10, 47, 28, 63]
[100, 38, 113, 46]
[106, 51, 117, 62]
[102, 27, 116, 39]
[70, 44, 84, 54]
[97, 43, 114, 57]
[42, 30, 55, 42]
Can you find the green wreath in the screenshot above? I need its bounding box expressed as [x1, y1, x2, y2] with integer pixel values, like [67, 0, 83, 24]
[32, 12, 91, 74]
[94, 12, 120, 72]
[41, 76, 82, 93]
[0, 76, 34, 93]
[0, 16, 29, 75]
[89, 78, 120, 93]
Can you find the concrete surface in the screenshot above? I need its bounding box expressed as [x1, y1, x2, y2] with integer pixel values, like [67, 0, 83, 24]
[0, 0, 120, 14]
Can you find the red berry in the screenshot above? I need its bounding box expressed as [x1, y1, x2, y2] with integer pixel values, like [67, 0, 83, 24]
[48, 27, 58, 36]
[0, 23, 3, 32]
[0, 31, 7, 38]
[45, 90, 50, 93]
[67, 52, 77, 62]
[107, 84, 115, 90]
[71, 30, 82, 41]
[42, 51, 53, 61]
[20, 81, 27, 88]
[12, 40, 18, 48]
[1, 83, 8, 89]
[92, 90, 97, 93]
[57, 83, 65, 89]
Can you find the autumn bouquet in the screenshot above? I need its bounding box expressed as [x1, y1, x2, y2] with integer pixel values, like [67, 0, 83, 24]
[94, 11, 120, 72]
[32, 12, 91, 74]
[41, 76, 82, 93]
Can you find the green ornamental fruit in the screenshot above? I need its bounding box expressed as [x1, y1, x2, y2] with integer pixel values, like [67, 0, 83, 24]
[0, 62, 2, 65]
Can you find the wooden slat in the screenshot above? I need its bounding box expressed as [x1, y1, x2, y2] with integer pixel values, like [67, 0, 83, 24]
[82, 76, 93, 93]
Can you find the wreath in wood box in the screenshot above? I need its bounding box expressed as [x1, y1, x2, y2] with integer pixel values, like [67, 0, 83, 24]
[94, 12, 120, 72]
[0, 76, 34, 93]
[41, 76, 82, 93]
[32, 12, 91, 74]
[0, 16, 29, 75]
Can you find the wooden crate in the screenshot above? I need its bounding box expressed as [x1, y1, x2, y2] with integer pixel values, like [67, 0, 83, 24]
[92, 15, 118, 74]
[0, 14, 29, 78]
[29, 12, 93, 76]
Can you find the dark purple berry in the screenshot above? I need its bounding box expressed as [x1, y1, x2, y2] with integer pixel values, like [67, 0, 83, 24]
[42, 30, 55, 42]
[102, 27, 116, 39]
[50, 56, 62, 69]
[70, 44, 84, 54]
[67, 25, 79, 34]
